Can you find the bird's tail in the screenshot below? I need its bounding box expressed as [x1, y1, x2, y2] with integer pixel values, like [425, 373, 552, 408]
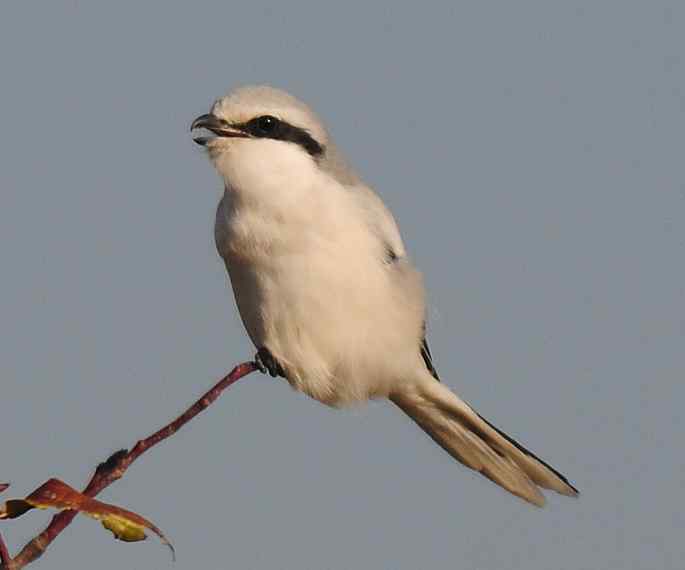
[390, 375, 578, 506]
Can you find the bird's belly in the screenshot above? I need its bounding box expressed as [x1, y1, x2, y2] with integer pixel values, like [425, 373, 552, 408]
[226, 250, 425, 407]
[217, 188, 426, 407]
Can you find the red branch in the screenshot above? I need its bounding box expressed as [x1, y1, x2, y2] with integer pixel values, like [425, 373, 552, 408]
[0, 486, 10, 568]
[0, 531, 12, 570]
[4, 361, 257, 569]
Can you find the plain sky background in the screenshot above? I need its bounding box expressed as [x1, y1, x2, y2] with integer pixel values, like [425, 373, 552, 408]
[1, 2, 683, 569]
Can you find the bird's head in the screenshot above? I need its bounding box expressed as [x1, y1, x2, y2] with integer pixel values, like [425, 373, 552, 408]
[191, 86, 330, 191]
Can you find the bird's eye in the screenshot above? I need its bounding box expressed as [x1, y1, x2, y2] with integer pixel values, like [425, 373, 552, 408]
[255, 115, 278, 134]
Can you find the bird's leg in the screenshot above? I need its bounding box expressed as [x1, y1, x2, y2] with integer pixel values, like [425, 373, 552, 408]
[255, 347, 285, 378]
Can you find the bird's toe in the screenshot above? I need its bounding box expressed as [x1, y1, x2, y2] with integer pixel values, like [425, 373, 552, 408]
[255, 347, 285, 378]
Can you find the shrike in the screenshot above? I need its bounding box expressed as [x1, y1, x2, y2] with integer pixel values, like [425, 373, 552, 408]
[191, 85, 578, 506]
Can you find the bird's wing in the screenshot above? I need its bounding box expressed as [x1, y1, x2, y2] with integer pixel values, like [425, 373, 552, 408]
[420, 335, 441, 381]
[351, 184, 443, 384]
[351, 183, 407, 260]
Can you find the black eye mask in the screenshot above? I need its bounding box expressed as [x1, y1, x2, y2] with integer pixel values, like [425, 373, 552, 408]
[237, 115, 325, 157]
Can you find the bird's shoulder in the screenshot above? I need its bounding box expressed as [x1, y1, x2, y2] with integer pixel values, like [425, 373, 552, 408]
[347, 182, 406, 261]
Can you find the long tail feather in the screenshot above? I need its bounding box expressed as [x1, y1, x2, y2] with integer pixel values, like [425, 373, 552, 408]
[391, 375, 578, 507]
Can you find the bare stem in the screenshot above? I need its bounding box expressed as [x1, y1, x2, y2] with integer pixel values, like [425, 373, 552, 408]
[5, 361, 257, 569]
[0, 531, 13, 570]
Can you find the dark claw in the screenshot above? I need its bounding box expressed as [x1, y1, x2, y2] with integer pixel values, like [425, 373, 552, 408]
[255, 347, 285, 378]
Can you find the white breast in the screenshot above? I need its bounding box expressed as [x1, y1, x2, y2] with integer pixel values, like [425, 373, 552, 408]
[214, 141, 426, 406]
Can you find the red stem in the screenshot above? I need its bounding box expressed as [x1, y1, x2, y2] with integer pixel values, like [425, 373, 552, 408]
[0, 531, 12, 570]
[6, 361, 257, 569]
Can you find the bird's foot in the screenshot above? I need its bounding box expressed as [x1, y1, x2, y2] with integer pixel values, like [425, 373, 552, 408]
[255, 347, 285, 378]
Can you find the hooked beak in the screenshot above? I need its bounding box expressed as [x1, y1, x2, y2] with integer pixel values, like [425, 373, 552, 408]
[190, 114, 249, 146]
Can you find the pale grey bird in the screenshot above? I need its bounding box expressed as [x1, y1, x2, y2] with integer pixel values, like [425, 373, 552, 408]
[191, 85, 578, 506]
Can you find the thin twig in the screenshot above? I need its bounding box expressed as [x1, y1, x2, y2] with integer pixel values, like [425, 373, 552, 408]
[6, 361, 257, 569]
[0, 531, 13, 570]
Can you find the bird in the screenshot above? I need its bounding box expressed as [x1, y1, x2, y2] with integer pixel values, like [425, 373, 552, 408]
[190, 85, 578, 507]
